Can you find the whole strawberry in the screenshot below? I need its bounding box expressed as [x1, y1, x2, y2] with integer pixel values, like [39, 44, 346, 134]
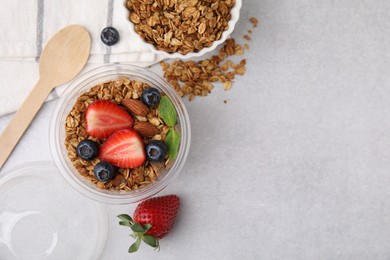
[118, 195, 180, 253]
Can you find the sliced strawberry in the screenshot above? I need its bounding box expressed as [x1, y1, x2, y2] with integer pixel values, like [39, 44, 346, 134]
[99, 129, 146, 168]
[85, 100, 134, 139]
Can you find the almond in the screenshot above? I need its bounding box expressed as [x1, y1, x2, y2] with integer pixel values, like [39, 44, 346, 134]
[150, 161, 165, 174]
[112, 174, 125, 187]
[122, 99, 149, 116]
[133, 121, 160, 137]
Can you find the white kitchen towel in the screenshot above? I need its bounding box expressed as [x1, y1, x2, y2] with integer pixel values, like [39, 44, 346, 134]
[0, 0, 164, 116]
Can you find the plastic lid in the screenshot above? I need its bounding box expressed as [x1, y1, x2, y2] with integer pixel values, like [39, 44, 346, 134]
[0, 162, 108, 260]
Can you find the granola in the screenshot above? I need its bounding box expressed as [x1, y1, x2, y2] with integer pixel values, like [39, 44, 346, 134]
[160, 38, 247, 101]
[249, 17, 259, 28]
[64, 78, 171, 191]
[126, 0, 236, 54]
[160, 17, 259, 101]
[243, 35, 251, 41]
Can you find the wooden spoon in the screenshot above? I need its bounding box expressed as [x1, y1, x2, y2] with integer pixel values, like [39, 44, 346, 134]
[0, 25, 91, 169]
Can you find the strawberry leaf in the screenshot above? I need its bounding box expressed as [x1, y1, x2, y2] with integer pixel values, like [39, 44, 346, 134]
[143, 223, 152, 232]
[131, 222, 146, 233]
[165, 128, 181, 160]
[159, 96, 177, 127]
[129, 238, 141, 253]
[119, 221, 132, 227]
[142, 235, 159, 249]
[118, 214, 133, 223]
[119, 215, 156, 253]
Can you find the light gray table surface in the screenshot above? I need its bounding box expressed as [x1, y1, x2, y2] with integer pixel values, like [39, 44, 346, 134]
[2, 1, 390, 259]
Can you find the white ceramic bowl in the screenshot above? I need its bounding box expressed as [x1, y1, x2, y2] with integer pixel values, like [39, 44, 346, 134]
[126, 0, 242, 59]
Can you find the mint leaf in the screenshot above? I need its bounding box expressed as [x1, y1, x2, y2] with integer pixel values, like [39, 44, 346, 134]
[165, 128, 181, 160]
[159, 96, 177, 127]
[129, 237, 141, 253]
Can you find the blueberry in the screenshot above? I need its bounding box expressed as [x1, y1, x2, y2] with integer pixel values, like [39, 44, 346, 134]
[145, 140, 167, 162]
[94, 161, 116, 182]
[76, 139, 99, 161]
[141, 87, 161, 106]
[101, 27, 119, 46]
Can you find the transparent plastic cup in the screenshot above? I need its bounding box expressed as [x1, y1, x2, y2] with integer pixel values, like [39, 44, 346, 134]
[0, 162, 108, 259]
[49, 64, 191, 204]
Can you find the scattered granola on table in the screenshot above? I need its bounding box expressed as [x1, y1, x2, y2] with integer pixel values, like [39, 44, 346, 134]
[161, 38, 246, 100]
[64, 78, 179, 192]
[126, 0, 236, 54]
[159, 17, 259, 101]
[249, 17, 259, 27]
[243, 35, 251, 41]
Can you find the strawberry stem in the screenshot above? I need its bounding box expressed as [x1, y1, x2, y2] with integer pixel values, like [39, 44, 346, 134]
[117, 214, 160, 253]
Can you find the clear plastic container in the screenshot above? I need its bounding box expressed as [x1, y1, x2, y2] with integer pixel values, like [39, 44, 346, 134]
[49, 64, 191, 204]
[0, 162, 108, 260]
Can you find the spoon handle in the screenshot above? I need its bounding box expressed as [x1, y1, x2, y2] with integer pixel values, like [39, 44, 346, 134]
[0, 78, 52, 169]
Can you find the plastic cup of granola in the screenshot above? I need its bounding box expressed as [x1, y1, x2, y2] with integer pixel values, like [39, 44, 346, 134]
[49, 63, 191, 204]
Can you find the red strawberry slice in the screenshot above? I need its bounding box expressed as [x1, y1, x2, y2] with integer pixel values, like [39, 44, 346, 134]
[133, 195, 180, 239]
[85, 100, 134, 139]
[99, 129, 146, 168]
